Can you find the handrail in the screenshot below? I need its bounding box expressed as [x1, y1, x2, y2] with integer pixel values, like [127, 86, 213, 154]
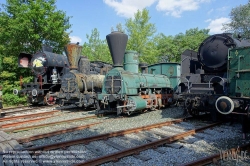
[208, 76, 225, 91]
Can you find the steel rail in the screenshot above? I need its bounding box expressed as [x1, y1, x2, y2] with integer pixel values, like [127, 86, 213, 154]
[179, 142, 250, 166]
[0, 110, 60, 122]
[0, 116, 55, 128]
[17, 122, 102, 143]
[74, 122, 222, 166]
[4, 115, 97, 133]
[26, 118, 190, 152]
[1, 105, 54, 116]
[1, 105, 29, 111]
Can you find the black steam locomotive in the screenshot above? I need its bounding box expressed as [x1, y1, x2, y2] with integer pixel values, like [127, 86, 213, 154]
[179, 33, 250, 119]
[13, 46, 70, 105]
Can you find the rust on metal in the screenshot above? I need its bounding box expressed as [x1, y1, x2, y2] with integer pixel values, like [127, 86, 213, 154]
[65, 43, 82, 69]
[0, 110, 60, 122]
[39, 75, 42, 89]
[1, 105, 54, 116]
[1, 105, 31, 111]
[26, 118, 188, 152]
[4, 115, 97, 133]
[17, 122, 102, 143]
[0, 116, 53, 128]
[73, 122, 222, 166]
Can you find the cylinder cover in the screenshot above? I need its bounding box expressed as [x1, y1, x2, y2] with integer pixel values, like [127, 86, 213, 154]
[215, 96, 234, 114]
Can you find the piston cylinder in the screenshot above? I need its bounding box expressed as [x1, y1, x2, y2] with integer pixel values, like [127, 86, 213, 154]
[126, 96, 147, 112]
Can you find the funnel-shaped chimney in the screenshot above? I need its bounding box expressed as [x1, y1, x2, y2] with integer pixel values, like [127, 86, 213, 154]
[64, 43, 82, 69]
[106, 31, 128, 67]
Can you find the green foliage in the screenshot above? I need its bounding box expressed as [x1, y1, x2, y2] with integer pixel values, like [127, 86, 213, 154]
[111, 23, 125, 33]
[0, 0, 71, 54]
[3, 93, 27, 106]
[125, 9, 157, 64]
[84, 10, 209, 66]
[0, 0, 71, 106]
[154, 28, 210, 62]
[223, 1, 250, 39]
[82, 28, 112, 63]
[1, 75, 33, 106]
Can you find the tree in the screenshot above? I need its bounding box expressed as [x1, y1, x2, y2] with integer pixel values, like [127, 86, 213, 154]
[0, 0, 71, 106]
[111, 23, 125, 33]
[154, 28, 209, 62]
[125, 8, 157, 64]
[153, 33, 177, 62]
[223, 1, 250, 39]
[82, 28, 111, 63]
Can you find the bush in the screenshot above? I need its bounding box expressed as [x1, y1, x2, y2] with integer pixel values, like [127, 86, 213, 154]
[3, 93, 27, 106]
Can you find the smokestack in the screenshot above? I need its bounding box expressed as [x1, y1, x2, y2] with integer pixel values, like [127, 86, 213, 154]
[64, 43, 82, 70]
[106, 31, 128, 67]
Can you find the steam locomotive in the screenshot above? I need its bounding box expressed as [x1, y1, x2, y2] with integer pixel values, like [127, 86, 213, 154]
[179, 33, 250, 119]
[96, 32, 180, 115]
[14, 45, 111, 106]
[13, 46, 70, 105]
[175, 33, 250, 138]
[56, 44, 111, 108]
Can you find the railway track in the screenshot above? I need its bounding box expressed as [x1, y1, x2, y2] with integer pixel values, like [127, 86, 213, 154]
[74, 122, 222, 166]
[3, 115, 97, 133]
[0, 105, 55, 117]
[25, 118, 190, 151]
[1, 105, 27, 111]
[0, 106, 246, 166]
[0, 108, 104, 165]
[0, 110, 65, 130]
[17, 122, 103, 143]
[0, 110, 60, 122]
[16, 117, 224, 165]
[14, 115, 128, 143]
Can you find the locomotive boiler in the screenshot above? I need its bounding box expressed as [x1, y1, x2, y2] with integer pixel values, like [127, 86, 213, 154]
[13, 46, 69, 105]
[96, 32, 175, 115]
[180, 33, 250, 118]
[57, 43, 106, 108]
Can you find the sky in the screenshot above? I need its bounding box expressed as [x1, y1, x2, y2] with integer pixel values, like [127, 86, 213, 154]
[1, 0, 249, 44]
[55, 0, 248, 44]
